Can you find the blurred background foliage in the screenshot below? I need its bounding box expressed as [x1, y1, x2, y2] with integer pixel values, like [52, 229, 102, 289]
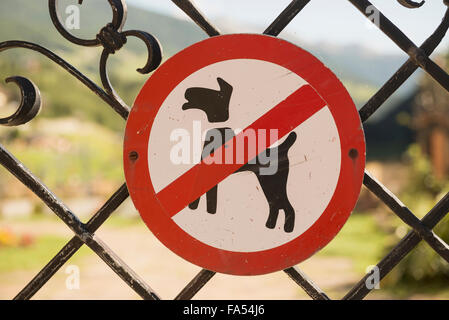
[382, 143, 449, 293]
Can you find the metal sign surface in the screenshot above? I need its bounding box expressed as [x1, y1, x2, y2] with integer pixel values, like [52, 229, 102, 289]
[124, 34, 366, 275]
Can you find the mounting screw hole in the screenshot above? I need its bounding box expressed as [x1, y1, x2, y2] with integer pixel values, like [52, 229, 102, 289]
[348, 148, 358, 159]
[129, 151, 139, 162]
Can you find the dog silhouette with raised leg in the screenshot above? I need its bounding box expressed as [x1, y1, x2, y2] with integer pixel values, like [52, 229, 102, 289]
[183, 77, 297, 233]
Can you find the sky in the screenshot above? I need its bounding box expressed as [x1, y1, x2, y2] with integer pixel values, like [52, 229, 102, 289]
[128, 0, 448, 55]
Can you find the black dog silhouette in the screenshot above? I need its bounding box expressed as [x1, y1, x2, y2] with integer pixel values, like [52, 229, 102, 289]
[183, 78, 297, 233]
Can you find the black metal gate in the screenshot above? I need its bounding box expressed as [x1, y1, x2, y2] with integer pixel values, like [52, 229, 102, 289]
[1, 0, 449, 300]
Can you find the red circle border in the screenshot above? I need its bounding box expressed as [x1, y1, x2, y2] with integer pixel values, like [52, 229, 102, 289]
[124, 34, 366, 275]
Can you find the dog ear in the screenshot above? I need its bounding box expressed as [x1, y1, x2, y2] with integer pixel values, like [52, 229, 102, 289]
[181, 78, 233, 123]
[217, 77, 233, 97]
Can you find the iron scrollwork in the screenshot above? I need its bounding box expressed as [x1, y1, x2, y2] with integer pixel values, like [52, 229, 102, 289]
[0, 76, 41, 126]
[0, 0, 162, 126]
[397, 0, 425, 8]
[398, 0, 449, 8]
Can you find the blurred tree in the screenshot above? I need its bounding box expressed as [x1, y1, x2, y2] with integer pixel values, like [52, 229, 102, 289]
[383, 55, 449, 293]
[413, 57, 449, 180]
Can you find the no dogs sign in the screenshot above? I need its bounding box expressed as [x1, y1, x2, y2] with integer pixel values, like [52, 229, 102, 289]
[124, 34, 365, 275]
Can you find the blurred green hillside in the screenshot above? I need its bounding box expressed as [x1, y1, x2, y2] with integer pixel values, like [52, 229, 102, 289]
[0, 0, 206, 55]
[0, 0, 206, 131]
[0, 0, 410, 132]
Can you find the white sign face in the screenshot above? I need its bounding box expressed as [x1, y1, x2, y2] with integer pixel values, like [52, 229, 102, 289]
[147, 59, 341, 252]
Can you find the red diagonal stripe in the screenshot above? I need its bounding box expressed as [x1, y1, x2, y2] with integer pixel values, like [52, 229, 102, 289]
[156, 84, 327, 218]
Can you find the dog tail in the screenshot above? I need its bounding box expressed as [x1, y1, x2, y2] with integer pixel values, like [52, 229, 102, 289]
[278, 132, 297, 152]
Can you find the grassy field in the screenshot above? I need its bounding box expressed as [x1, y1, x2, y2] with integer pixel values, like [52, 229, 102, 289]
[2, 212, 449, 299]
[0, 213, 388, 275]
[0, 118, 124, 199]
[317, 213, 390, 273]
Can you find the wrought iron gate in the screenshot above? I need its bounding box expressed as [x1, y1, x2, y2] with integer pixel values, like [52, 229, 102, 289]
[1, 0, 449, 300]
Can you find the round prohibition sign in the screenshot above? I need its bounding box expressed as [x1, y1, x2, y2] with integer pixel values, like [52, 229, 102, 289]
[124, 34, 366, 275]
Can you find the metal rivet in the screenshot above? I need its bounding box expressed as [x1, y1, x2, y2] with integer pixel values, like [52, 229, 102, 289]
[129, 151, 139, 162]
[348, 148, 358, 159]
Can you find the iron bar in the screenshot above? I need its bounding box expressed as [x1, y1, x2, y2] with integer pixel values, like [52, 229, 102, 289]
[284, 267, 331, 300]
[348, 0, 449, 93]
[264, 0, 311, 36]
[0, 41, 129, 120]
[175, 269, 216, 300]
[14, 184, 129, 300]
[343, 192, 449, 300]
[171, 0, 221, 37]
[0, 145, 159, 299]
[358, 8, 449, 123]
[364, 172, 449, 263]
